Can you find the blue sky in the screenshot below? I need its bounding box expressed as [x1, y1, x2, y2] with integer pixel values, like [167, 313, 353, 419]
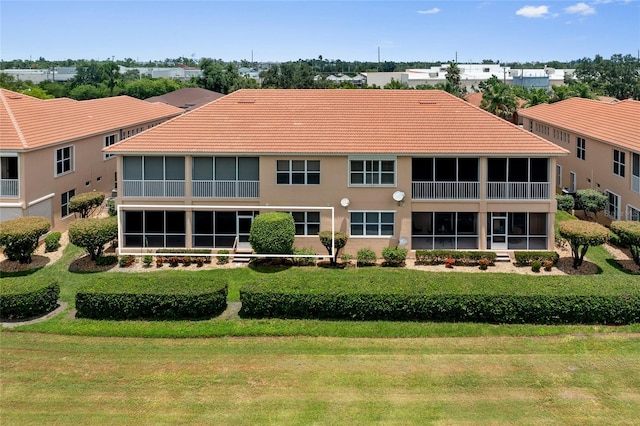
[1, 0, 638, 63]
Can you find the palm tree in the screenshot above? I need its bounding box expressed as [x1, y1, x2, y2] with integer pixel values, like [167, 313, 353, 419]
[480, 81, 518, 120]
[523, 88, 550, 107]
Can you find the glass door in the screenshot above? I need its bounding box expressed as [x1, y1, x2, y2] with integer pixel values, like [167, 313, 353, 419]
[491, 215, 507, 250]
[237, 211, 255, 243]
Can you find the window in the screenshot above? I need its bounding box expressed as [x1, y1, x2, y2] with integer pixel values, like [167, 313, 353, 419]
[123, 210, 186, 248]
[613, 150, 626, 177]
[569, 171, 577, 192]
[556, 164, 562, 188]
[61, 189, 75, 217]
[627, 205, 640, 221]
[605, 190, 620, 220]
[290, 211, 320, 235]
[412, 158, 479, 182]
[350, 211, 394, 236]
[411, 212, 478, 249]
[55, 146, 74, 176]
[0, 156, 19, 197]
[577, 137, 586, 160]
[104, 134, 118, 159]
[277, 160, 320, 185]
[350, 158, 395, 186]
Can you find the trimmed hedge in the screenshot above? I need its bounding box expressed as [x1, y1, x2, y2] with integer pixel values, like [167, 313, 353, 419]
[415, 250, 497, 266]
[0, 216, 51, 264]
[69, 191, 105, 218]
[514, 251, 559, 266]
[76, 273, 228, 320]
[0, 276, 60, 320]
[239, 270, 640, 324]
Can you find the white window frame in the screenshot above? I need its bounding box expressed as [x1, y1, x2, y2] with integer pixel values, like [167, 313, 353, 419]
[349, 210, 395, 237]
[555, 164, 562, 188]
[104, 134, 118, 160]
[613, 149, 626, 177]
[54, 145, 75, 177]
[576, 137, 586, 160]
[569, 171, 577, 192]
[605, 190, 620, 220]
[626, 205, 640, 221]
[349, 156, 396, 187]
[276, 160, 320, 185]
[61, 189, 76, 218]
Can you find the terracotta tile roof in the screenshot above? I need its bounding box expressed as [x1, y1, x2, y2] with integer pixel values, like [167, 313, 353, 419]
[518, 97, 639, 152]
[106, 89, 568, 156]
[0, 89, 183, 151]
[145, 88, 225, 112]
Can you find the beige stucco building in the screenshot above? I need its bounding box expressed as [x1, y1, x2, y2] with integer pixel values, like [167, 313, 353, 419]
[519, 98, 640, 224]
[105, 89, 568, 256]
[0, 89, 182, 230]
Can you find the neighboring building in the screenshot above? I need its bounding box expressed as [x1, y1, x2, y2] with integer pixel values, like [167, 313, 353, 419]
[364, 64, 573, 91]
[146, 88, 225, 112]
[119, 66, 202, 81]
[105, 89, 568, 256]
[519, 98, 640, 222]
[0, 89, 183, 229]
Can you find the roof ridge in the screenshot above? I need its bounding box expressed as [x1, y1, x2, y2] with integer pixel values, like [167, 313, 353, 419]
[0, 89, 29, 149]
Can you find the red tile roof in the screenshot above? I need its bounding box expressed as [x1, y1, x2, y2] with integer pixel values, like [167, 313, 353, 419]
[0, 89, 183, 151]
[518, 97, 639, 152]
[145, 88, 224, 111]
[106, 89, 568, 156]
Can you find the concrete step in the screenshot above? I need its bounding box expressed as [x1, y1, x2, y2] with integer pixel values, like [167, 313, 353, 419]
[494, 252, 512, 263]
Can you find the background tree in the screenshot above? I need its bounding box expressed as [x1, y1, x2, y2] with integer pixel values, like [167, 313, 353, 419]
[558, 220, 609, 268]
[384, 78, 411, 90]
[444, 62, 466, 97]
[575, 189, 607, 220]
[575, 54, 640, 100]
[198, 58, 245, 94]
[479, 79, 517, 120]
[101, 62, 120, 96]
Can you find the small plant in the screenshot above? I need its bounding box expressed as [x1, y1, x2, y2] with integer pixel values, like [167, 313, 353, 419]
[445, 258, 455, 268]
[96, 255, 118, 266]
[543, 260, 553, 271]
[381, 246, 408, 267]
[195, 257, 205, 267]
[107, 198, 117, 216]
[292, 247, 316, 266]
[119, 255, 135, 268]
[168, 256, 180, 267]
[478, 258, 490, 270]
[155, 256, 165, 267]
[217, 249, 230, 265]
[142, 255, 153, 267]
[44, 232, 62, 253]
[356, 248, 377, 267]
[182, 256, 192, 266]
[531, 260, 542, 273]
[341, 253, 353, 265]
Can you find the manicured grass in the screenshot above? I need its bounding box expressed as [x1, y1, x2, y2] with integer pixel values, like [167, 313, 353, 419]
[2, 332, 639, 425]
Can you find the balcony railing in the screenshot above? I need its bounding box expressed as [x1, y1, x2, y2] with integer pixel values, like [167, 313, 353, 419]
[192, 180, 259, 198]
[412, 181, 479, 199]
[122, 180, 185, 197]
[633, 175, 640, 194]
[0, 179, 19, 197]
[486, 182, 550, 200]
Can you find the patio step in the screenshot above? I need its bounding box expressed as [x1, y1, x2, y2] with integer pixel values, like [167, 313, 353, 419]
[494, 251, 512, 263]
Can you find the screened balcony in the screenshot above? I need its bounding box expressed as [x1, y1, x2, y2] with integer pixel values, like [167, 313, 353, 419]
[486, 158, 550, 200]
[411, 158, 479, 200]
[122, 156, 185, 198]
[191, 157, 259, 198]
[0, 157, 19, 198]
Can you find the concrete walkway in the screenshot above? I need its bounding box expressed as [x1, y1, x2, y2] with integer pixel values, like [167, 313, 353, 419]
[1, 301, 68, 329]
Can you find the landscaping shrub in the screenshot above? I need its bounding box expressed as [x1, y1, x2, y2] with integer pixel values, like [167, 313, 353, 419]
[514, 251, 559, 266]
[239, 271, 640, 324]
[381, 246, 407, 267]
[217, 249, 230, 265]
[531, 260, 542, 273]
[119, 255, 136, 268]
[318, 231, 348, 265]
[96, 255, 118, 266]
[69, 216, 118, 261]
[556, 194, 575, 212]
[249, 212, 295, 255]
[142, 255, 153, 267]
[575, 189, 607, 219]
[558, 220, 609, 268]
[76, 273, 228, 320]
[0, 216, 51, 264]
[292, 247, 316, 266]
[357, 248, 377, 266]
[44, 232, 62, 253]
[610, 221, 640, 266]
[0, 276, 59, 320]
[414, 250, 497, 266]
[107, 198, 117, 216]
[69, 191, 105, 218]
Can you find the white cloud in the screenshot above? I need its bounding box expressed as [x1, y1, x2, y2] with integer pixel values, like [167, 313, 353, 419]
[565, 2, 596, 15]
[515, 5, 551, 18]
[418, 8, 440, 15]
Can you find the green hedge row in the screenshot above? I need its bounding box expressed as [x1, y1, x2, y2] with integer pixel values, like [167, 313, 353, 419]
[239, 270, 640, 324]
[76, 273, 228, 320]
[514, 251, 560, 266]
[414, 250, 497, 266]
[0, 277, 60, 320]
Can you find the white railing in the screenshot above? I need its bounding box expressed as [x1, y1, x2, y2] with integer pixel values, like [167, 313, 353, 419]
[192, 180, 259, 198]
[122, 180, 185, 197]
[0, 179, 19, 197]
[411, 181, 479, 199]
[486, 182, 550, 200]
[633, 175, 640, 194]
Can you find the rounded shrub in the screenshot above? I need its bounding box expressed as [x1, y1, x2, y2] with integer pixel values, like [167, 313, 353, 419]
[531, 260, 542, 273]
[556, 194, 575, 212]
[0, 216, 51, 264]
[68, 216, 118, 260]
[249, 212, 295, 255]
[69, 191, 106, 218]
[558, 220, 609, 269]
[382, 246, 408, 267]
[357, 248, 377, 266]
[44, 232, 62, 253]
[610, 221, 640, 266]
